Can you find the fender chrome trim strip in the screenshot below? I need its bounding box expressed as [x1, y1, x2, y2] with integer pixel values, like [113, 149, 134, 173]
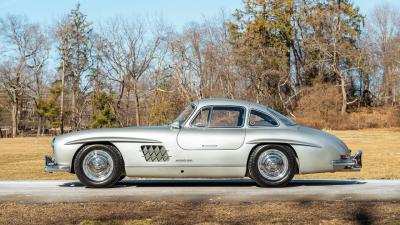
[126, 164, 246, 168]
[65, 137, 161, 145]
[246, 139, 321, 148]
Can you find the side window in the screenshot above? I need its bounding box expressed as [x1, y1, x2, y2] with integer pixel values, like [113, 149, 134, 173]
[191, 107, 210, 127]
[209, 106, 245, 128]
[249, 110, 278, 127]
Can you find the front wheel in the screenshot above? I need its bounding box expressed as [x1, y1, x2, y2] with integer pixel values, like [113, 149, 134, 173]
[248, 145, 296, 187]
[74, 144, 124, 188]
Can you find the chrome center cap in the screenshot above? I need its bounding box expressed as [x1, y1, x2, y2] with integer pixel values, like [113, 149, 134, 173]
[257, 149, 289, 181]
[90, 157, 108, 171]
[266, 157, 281, 170]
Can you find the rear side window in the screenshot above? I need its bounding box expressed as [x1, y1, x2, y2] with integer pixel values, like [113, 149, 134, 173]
[249, 110, 278, 127]
[209, 106, 245, 128]
[267, 108, 296, 126]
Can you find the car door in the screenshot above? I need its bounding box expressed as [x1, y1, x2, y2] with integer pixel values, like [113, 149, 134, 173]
[177, 106, 246, 150]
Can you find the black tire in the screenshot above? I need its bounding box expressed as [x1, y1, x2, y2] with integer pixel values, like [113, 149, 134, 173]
[74, 144, 124, 188]
[248, 144, 296, 187]
[119, 175, 126, 181]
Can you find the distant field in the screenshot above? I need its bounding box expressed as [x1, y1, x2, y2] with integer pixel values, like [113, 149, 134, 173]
[0, 136, 74, 180]
[0, 128, 399, 180]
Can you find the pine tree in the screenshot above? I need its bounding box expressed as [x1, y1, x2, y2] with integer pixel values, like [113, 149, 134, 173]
[228, 0, 295, 111]
[91, 92, 117, 128]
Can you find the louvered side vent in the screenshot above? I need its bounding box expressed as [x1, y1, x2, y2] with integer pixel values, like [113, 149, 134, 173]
[141, 145, 170, 162]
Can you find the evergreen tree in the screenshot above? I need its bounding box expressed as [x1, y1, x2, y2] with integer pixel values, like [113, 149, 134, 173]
[36, 81, 62, 132]
[228, 0, 295, 112]
[91, 92, 117, 128]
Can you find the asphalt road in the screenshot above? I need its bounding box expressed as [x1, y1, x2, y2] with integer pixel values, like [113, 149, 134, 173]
[0, 179, 399, 203]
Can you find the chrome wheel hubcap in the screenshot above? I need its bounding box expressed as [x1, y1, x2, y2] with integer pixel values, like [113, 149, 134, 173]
[257, 149, 289, 180]
[82, 150, 114, 182]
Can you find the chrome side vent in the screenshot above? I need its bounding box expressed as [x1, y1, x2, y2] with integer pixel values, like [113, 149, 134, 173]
[141, 145, 170, 162]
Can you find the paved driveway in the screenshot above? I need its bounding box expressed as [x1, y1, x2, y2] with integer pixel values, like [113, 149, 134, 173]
[0, 179, 399, 203]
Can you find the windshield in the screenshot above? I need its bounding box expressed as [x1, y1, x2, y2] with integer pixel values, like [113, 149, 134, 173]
[174, 104, 195, 124]
[267, 108, 297, 126]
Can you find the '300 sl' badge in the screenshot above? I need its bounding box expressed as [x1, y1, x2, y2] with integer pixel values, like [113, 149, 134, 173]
[175, 159, 193, 162]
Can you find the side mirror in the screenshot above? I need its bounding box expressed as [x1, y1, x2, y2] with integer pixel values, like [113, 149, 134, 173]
[170, 121, 181, 129]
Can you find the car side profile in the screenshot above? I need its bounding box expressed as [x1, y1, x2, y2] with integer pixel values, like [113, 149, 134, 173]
[45, 98, 362, 188]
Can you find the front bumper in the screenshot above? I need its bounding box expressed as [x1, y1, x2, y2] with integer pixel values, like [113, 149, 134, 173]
[332, 150, 362, 171]
[44, 155, 70, 173]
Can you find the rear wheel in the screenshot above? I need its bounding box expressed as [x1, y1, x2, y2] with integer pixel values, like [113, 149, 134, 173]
[248, 145, 296, 187]
[74, 144, 124, 188]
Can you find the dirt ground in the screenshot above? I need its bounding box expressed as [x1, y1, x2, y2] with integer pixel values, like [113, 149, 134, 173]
[0, 201, 399, 225]
[0, 128, 399, 180]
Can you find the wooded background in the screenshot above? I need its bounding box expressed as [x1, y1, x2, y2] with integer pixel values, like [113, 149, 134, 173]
[0, 0, 399, 137]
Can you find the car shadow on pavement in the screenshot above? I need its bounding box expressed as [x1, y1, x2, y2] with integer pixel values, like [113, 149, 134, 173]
[59, 179, 366, 188]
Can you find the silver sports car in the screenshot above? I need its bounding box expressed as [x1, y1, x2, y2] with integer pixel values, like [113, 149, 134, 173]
[45, 98, 362, 188]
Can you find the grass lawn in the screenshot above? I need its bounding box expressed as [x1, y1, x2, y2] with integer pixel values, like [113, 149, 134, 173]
[0, 128, 399, 180]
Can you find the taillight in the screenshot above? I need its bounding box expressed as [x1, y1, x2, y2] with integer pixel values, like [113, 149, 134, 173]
[340, 154, 350, 160]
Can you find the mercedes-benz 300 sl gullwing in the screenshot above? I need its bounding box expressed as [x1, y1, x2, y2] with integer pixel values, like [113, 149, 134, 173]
[45, 98, 362, 188]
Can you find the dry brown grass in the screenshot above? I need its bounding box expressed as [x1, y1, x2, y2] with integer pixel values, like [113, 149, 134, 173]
[0, 201, 399, 225]
[0, 128, 399, 180]
[0, 137, 74, 180]
[296, 107, 400, 130]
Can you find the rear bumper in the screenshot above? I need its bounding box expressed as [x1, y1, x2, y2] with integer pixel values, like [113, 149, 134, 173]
[44, 155, 70, 173]
[332, 150, 362, 171]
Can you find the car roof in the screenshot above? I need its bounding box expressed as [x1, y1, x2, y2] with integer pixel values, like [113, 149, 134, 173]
[193, 98, 269, 111]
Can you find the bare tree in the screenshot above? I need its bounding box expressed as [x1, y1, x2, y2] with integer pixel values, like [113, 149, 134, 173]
[99, 17, 161, 126]
[298, 0, 364, 114]
[166, 32, 199, 102]
[367, 4, 400, 105]
[25, 25, 49, 136]
[0, 15, 39, 137]
[55, 4, 93, 131]
[163, 14, 247, 106]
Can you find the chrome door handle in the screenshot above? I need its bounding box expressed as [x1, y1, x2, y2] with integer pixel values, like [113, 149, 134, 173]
[202, 145, 218, 148]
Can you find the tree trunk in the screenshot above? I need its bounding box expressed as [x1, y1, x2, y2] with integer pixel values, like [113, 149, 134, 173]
[60, 60, 65, 134]
[126, 79, 131, 126]
[115, 79, 126, 127]
[72, 82, 77, 130]
[133, 80, 140, 126]
[42, 121, 45, 136]
[37, 116, 42, 137]
[340, 74, 347, 115]
[11, 102, 17, 138]
[255, 82, 261, 103]
[392, 85, 396, 106]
